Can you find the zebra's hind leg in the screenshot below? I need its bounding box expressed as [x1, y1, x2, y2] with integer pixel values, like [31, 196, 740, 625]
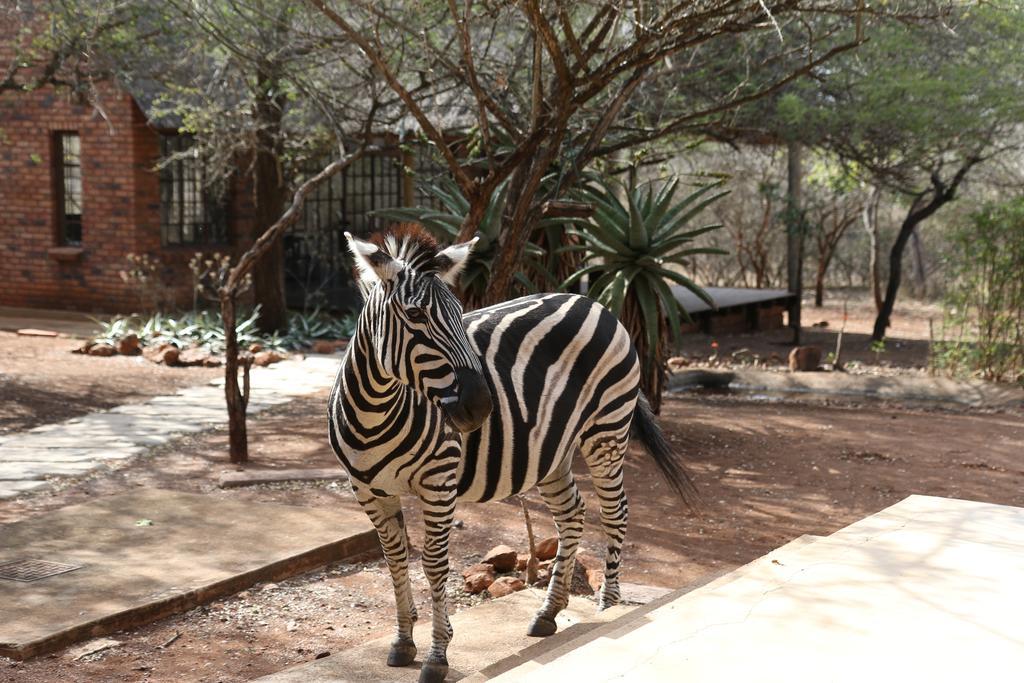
[355, 490, 418, 667]
[581, 435, 630, 610]
[527, 463, 586, 638]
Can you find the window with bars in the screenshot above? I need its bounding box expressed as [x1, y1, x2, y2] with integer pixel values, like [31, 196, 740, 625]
[54, 132, 83, 245]
[159, 134, 228, 246]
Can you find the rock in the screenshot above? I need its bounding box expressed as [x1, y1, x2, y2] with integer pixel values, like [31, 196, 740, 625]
[249, 343, 263, 354]
[482, 544, 518, 572]
[72, 341, 93, 354]
[461, 563, 494, 579]
[253, 350, 287, 367]
[178, 347, 212, 366]
[532, 560, 553, 587]
[66, 637, 121, 661]
[143, 343, 179, 365]
[202, 354, 224, 367]
[667, 356, 690, 370]
[515, 554, 529, 571]
[586, 567, 605, 593]
[487, 576, 526, 598]
[312, 339, 347, 354]
[569, 561, 595, 596]
[463, 569, 495, 594]
[158, 346, 180, 366]
[116, 334, 140, 355]
[812, 320, 829, 328]
[788, 346, 822, 372]
[88, 343, 116, 357]
[536, 537, 559, 562]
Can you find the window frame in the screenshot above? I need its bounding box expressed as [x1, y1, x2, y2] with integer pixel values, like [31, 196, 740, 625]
[53, 131, 83, 246]
[158, 133, 229, 248]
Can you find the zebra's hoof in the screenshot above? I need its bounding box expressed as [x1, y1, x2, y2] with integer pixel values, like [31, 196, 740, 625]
[526, 615, 558, 637]
[418, 660, 449, 683]
[387, 638, 417, 667]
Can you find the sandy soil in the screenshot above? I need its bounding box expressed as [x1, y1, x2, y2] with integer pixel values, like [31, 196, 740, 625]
[2, 387, 1022, 683]
[0, 332, 221, 436]
[677, 291, 942, 373]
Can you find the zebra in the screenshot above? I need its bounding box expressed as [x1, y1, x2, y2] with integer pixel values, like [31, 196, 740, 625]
[329, 225, 697, 683]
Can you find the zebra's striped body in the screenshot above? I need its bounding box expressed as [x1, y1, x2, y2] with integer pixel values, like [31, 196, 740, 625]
[330, 228, 694, 683]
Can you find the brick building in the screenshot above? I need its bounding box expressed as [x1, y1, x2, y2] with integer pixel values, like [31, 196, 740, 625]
[0, 75, 260, 313]
[0, 74, 438, 315]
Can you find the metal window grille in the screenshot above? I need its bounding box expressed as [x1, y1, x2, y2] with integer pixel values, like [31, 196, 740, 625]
[55, 132, 83, 245]
[159, 135, 228, 246]
[286, 146, 412, 310]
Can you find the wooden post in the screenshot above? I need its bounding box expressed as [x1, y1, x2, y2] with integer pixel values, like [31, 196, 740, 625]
[786, 140, 804, 345]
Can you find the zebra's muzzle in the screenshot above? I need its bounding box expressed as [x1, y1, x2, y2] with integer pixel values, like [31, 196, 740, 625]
[441, 367, 492, 434]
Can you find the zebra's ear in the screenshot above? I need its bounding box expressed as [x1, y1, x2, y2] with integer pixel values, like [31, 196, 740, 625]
[345, 232, 403, 287]
[434, 236, 479, 287]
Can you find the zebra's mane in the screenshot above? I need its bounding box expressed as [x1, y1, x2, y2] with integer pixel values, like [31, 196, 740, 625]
[371, 223, 440, 273]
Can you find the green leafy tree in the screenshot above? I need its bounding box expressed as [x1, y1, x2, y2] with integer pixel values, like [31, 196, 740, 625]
[307, 0, 873, 306]
[567, 177, 727, 411]
[797, 4, 1024, 340]
[934, 198, 1024, 384]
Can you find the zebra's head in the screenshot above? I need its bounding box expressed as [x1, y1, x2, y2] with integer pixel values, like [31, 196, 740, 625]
[345, 226, 493, 434]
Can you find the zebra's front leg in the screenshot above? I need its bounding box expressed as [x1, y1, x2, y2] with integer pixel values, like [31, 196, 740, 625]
[415, 482, 457, 683]
[528, 465, 586, 638]
[355, 490, 418, 667]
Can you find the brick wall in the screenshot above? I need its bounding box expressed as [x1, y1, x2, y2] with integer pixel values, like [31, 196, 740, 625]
[0, 82, 254, 314]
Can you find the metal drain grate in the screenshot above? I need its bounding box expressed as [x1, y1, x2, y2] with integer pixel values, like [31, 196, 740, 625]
[0, 559, 82, 582]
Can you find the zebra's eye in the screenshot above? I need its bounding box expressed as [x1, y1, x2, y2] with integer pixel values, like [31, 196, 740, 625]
[406, 307, 427, 324]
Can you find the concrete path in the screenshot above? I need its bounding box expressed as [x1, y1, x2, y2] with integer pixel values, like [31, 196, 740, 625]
[0, 489, 376, 660]
[0, 355, 341, 499]
[489, 495, 1024, 682]
[0, 306, 101, 338]
[255, 590, 635, 683]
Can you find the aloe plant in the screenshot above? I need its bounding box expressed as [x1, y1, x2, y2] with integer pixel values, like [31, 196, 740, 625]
[566, 176, 728, 411]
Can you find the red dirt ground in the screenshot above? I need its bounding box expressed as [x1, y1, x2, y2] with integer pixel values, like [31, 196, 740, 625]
[678, 291, 942, 372]
[2, 387, 1022, 683]
[0, 331, 220, 436]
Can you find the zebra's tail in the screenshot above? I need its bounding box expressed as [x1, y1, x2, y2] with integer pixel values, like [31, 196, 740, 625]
[631, 393, 702, 510]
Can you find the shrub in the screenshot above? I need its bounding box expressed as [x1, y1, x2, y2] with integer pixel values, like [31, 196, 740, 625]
[932, 198, 1024, 384]
[91, 307, 358, 355]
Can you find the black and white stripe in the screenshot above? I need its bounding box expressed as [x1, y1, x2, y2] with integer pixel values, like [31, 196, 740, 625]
[329, 227, 695, 683]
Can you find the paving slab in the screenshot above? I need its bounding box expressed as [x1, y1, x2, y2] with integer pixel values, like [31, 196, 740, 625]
[0, 489, 378, 660]
[490, 496, 1024, 682]
[256, 590, 635, 683]
[0, 355, 342, 499]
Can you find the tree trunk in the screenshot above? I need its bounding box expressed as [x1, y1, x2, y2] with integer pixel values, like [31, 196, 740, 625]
[251, 83, 289, 333]
[814, 259, 827, 307]
[871, 213, 918, 342]
[785, 140, 804, 343]
[484, 128, 567, 305]
[871, 162, 975, 341]
[222, 294, 250, 464]
[219, 151, 365, 463]
[863, 186, 883, 312]
[910, 228, 928, 298]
